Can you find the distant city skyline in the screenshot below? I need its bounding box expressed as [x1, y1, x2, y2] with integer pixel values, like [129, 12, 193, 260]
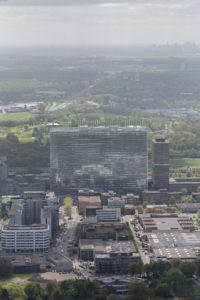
[0, 0, 199, 46]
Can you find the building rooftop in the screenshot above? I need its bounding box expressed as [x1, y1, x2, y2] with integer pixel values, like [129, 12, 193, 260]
[153, 247, 196, 260]
[147, 231, 200, 248]
[153, 138, 167, 143]
[50, 126, 146, 134]
[78, 196, 101, 204]
[3, 224, 49, 231]
[79, 239, 136, 253]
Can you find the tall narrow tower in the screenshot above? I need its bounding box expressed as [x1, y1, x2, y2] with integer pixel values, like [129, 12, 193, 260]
[152, 138, 169, 189]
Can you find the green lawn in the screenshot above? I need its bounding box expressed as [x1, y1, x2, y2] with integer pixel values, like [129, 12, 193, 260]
[170, 159, 200, 167]
[0, 273, 31, 283]
[0, 112, 32, 123]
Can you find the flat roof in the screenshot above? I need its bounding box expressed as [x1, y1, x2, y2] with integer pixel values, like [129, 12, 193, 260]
[79, 239, 136, 253]
[0, 254, 46, 266]
[78, 196, 101, 203]
[153, 247, 196, 260]
[154, 217, 182, 231]
[3, 224, 48, 231]
[51, 126, 146, 134]
[147, 231, 200, 248]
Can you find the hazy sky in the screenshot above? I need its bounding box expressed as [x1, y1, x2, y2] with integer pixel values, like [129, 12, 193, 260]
[0, 0, 199, 46]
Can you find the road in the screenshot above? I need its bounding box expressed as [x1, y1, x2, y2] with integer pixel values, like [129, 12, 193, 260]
[49, 205, 80, 270]
[122, 215, 150, 265]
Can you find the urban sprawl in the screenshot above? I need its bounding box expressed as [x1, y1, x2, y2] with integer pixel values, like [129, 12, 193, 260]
[1, 125, 200, 294]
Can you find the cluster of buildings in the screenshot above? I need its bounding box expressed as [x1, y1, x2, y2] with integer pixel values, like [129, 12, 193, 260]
[78, 189, 137, 222]
[138, 212, 200, 260]
[79, 222, 140, 273]
[1, 125, 200, 274]
[0, 157, 49, 195]
[1, 191, 59, 253]
[77, 188, 140, 273]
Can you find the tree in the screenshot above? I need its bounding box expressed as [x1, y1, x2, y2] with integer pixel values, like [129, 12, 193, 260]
[0, 287, 9, 300]
[46, 282, 57, 299]
[0, 257, 13, 278]
[144, 260, 169, 278]
[142, 201, 148, 208]
[6, 133, 19, 145]
[169, 196, 176, 205]
[165, 268, 186, 292]
[196, 258, 200, 276]
[126, 281, 148, 300]
[24, 282, 41, 300]
[179, 261, 196, 278]
[136, 206, 144, 214]
[107, 294, 120, 300]
[196, 186, 200, 193]
[6, 284, 26, 300]
[181, 188, 188, 195]
[128, 261, 144, 276]
[170, 258, 181, 268]
[155, 283, 170, 298]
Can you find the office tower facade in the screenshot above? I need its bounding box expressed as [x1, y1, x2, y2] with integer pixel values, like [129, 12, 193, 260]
[50, 126, 147, 194]
[152, 138, 169, 189]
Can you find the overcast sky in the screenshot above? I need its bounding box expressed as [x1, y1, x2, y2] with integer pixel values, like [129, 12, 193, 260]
[0, 0, 199, 46]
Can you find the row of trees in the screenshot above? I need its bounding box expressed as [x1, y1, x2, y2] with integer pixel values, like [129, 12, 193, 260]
[128, 259, 200, 298]
[0, 280, 120, 300]
[2, 258, 200, 299]
[0, 133, 49, 171]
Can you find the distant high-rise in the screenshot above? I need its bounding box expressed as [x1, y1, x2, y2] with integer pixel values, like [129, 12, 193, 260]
[50, 126, 147, 194]
[152, 138, 169, 189]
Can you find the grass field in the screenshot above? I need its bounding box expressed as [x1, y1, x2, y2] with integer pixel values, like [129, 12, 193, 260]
[0, 112, 32, 123]
[0, 273, 31, 283]
[170, 159, 200, 167]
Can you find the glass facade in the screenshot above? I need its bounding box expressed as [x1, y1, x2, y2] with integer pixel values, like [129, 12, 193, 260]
[50, 126, 147, 194]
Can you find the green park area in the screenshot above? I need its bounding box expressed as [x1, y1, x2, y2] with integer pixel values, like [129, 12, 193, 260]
[0, 112, 32, 123]
[63, 195, 73, 217]
[170, 158, 200, 168]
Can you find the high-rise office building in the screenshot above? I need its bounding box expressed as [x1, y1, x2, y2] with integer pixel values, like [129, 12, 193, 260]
[50, 126, 147, 194]
[152, 138, 169, 189]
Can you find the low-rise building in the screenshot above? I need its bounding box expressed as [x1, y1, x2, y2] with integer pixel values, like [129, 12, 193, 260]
[80, 222, 128, 241]
[78, 196, 101, 214]
[100, 191, 117, 205]
[176, 203, 200, 213]
[96, 207, 121, 222]
[142, 189, 182, 204]
[95, 253, 141, 273]
[169, 178, 200, 193]
[108, 197, 125, 208]
[121, 193, 141, 205]
[79, 239, 140, 273]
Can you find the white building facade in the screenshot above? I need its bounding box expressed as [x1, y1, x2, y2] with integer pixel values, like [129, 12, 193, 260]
[1, 224, 50, 253]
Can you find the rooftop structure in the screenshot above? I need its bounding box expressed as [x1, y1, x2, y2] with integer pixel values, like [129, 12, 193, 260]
[50, 126, 147, 194]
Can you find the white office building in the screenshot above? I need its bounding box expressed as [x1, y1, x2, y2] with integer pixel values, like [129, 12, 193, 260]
[1, 224, 50, 253]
